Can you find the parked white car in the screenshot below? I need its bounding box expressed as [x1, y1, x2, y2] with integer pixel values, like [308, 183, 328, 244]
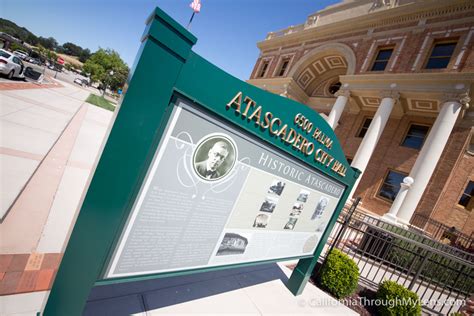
[0, 49, 25, 79]
[13, 50, 28, 60]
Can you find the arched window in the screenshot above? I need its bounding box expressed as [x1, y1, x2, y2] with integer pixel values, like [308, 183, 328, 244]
[328, 81, 341, 95]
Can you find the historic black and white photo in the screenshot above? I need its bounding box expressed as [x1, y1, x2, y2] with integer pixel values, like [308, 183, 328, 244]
[216, 233, 249, 256]
[259, 196, 278, 213]
[193, 134, 236, 181]
[267, 179, 286, 196]
[290, 208, 302, 216]
[297, 189, 310, 202]
[284, 218, 298, 230]
[292, 202, 304, 211]
[311, 196, 329, 220]
[253, 213, 270, 228]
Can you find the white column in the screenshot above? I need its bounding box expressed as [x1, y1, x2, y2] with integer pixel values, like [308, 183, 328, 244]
[327, 89, 350, 129]
[396, 94, 469, 224]
[383, 176, 414, 223]
[348, 90, 399, 199]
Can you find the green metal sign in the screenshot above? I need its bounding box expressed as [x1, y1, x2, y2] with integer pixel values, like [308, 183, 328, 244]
[43, 7, 359, 315]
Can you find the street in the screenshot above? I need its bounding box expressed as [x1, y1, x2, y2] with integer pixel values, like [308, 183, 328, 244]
[0, 61, 119, 105]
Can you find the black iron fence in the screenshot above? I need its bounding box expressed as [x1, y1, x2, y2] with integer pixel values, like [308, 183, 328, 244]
[321, 203, 474, 315]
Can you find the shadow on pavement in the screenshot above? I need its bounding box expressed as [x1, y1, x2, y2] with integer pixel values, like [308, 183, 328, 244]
[0, 75, 26, 82]
[84, 263, 289, 315]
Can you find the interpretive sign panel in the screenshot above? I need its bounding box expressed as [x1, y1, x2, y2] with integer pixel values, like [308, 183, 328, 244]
[44, 7, 359, 315]
[106, 100, 344, 278]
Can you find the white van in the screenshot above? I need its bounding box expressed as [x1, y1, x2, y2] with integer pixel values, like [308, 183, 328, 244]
[13, 50, 28, 60]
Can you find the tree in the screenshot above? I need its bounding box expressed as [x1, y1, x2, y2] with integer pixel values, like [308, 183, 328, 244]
[83, 62, 104, 83]
[78, 48, 91, 63]
[9, 42, 25, 52]
[37, 44, 58, 63]
[61, 42, 82, 56]
[45, 49, 58, 62]
[37, 36, 58, 50]
[83, 48, 129, 93]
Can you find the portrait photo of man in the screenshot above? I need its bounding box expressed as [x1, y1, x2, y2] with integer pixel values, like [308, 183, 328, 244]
[193, 135, 236, 181]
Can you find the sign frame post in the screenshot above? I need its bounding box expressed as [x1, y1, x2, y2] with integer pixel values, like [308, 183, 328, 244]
[43, 7, 359, 315]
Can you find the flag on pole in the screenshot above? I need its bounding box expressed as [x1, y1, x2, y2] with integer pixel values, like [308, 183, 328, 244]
[190, 0, 201, 13]
[187, 0, 201, 29]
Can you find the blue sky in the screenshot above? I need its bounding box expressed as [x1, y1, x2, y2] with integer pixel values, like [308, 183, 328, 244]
[2, 0, 339, 80]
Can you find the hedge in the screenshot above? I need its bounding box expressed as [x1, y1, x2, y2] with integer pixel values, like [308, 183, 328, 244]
[318, 249, 359, 299]
[376, 280, 421, 316]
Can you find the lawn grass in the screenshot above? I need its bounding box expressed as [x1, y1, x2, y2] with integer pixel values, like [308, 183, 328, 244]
[85, 94, 115, 111]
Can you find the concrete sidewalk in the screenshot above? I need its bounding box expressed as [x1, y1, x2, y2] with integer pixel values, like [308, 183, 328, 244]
[0, 80, 91, 219]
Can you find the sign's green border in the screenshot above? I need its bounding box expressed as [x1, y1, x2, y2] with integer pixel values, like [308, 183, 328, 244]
[43, 7, 359, 315]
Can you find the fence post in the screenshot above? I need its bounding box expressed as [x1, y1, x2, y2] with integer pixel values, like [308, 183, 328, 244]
[334, 197, 361, 249]
[452, 265, 465, 292]
[434, 222, 443, 240]
[408, 250, 432, 290]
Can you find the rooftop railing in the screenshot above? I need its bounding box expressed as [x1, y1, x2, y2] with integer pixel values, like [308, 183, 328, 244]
[264, 16, 318, 40]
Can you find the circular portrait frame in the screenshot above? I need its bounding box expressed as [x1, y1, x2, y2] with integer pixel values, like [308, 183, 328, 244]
[192, 133, 238, 182]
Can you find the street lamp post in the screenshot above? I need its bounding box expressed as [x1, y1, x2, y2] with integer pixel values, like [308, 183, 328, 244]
[102, 70, 114, 96]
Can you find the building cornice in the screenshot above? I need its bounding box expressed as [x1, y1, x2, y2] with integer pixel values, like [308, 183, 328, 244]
[258, 0, 473, 52]
[340, 72, 474, 86]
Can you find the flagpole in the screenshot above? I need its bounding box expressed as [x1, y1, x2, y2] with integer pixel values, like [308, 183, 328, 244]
[187, 12, 195, 30]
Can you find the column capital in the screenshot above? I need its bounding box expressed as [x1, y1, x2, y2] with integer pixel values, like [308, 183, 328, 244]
[335, 89, 351, 98]
[379, 90, 400, 102]
[400, 176, 414, 189]
[441, 92, 470, 109]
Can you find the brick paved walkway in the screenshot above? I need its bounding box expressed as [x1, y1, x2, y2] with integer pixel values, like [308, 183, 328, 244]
[0, 78, 62, 91]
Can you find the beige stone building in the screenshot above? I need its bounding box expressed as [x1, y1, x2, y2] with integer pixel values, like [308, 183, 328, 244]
[248, 0, 474, 239]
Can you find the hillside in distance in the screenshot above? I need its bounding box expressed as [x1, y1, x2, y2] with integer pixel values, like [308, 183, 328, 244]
[0, 18, 91, 62]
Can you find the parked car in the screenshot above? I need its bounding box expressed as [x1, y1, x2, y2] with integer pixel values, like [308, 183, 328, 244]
[0, 49, 25, 79]
[74, 78, 84, 86]
[29, 58, 41, 65]
[13, 50, 28, 60]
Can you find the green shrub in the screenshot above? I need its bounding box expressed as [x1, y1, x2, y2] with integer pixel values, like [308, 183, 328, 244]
[376, 280, 421, 316]
[9, 42, 26, 53]
[318, 249, 359, 298]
